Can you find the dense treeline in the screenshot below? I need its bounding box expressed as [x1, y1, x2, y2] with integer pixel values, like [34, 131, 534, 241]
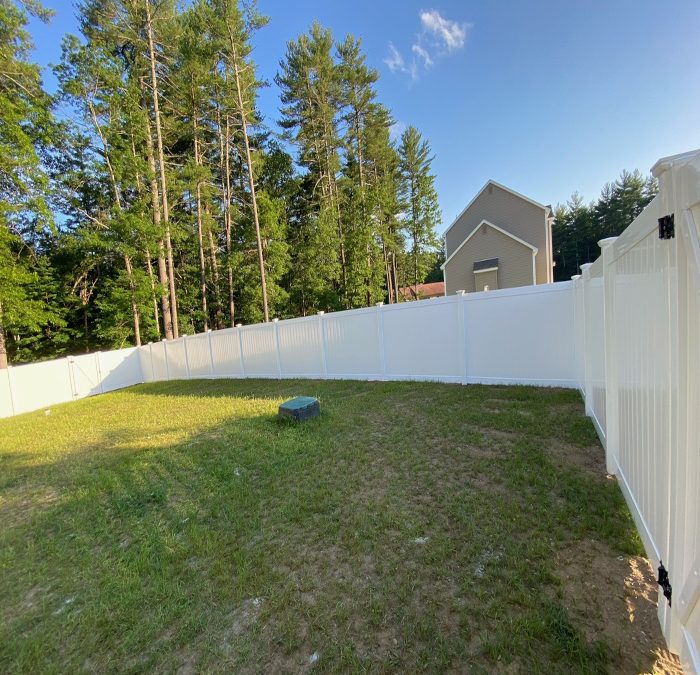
[553, 170, 657, 281]
[0, 0, 442, 367]
[0, 0, 659, 368]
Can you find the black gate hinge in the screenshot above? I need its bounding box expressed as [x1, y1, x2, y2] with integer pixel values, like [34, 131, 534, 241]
[658, 214, 675, 240]
[658, 561, 672, 607]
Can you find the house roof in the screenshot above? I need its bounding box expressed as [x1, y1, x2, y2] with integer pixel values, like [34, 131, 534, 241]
[441, 219, 538, 270]
[398, 281, 445, 300]
[443, 180, 549, 240]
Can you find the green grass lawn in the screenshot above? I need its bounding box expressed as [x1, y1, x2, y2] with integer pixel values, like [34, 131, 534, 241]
[0, 380, 672, 673]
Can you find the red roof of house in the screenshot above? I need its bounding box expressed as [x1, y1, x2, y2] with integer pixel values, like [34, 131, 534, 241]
[399, 282, 445, 300]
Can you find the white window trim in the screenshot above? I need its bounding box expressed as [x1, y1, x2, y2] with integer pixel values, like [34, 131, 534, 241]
[441, 219, 538, 270]
[473, 266, 498, 274]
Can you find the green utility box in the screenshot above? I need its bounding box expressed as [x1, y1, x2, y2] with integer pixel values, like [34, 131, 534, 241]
[278, 396, 320, 422]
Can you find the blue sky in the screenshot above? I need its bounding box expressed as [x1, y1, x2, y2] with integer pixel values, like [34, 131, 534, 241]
[28, 0, 700, 233]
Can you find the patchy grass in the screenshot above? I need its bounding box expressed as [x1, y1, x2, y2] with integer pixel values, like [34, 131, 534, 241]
[0, 380, 676, 673]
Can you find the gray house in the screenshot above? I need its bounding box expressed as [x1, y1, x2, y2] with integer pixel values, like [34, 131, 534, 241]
[442, 180, 554, 294]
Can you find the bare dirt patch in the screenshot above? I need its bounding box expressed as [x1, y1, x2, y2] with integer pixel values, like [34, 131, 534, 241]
[556, 540, 681, 674]
[545, 438, 608, 478]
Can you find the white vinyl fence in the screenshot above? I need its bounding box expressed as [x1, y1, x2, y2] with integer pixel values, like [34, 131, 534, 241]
[0, 281, 577, 422]
[137, 282, 576, 388]
[0, 347, 143, 419]
[573, 149, 700, 673]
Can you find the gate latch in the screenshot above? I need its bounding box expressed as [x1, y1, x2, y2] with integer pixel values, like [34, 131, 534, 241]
[657, 561, 672, 606]
[658, 214, 675, 240]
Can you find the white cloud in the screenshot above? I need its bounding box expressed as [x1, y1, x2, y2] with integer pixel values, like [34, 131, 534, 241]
[385, 9, 470, 81]
[384, 43, 417, 80]
[411, 43, 433, 67]
[419, 10, 470, 51]
[384, 43, 405, 73]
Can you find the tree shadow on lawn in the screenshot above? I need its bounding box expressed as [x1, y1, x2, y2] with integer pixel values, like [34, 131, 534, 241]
[0, 379, 679, 674]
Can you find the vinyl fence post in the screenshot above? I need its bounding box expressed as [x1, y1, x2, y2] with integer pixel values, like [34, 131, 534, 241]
[571, 275, 583, 394]
[237, 324, 246, 378]
[95, 351, 105, 394]
[163, 339, 171, 381]
[207, 329, 215, 377]
[67, 357, 78, 399]
[183, 335, 191, 379]
[455, 291, 467, 384]
[148, 342, 155, 382]
[579, 263, 594, 417]
[599, 237, 619, 476]
[317, 312, 328, 379]
[376, 302, 386, 381]
[273, 318, 282, 378]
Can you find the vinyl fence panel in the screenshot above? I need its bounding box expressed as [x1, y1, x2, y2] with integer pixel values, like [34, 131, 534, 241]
[185, 333, 213, 378]
[381, 297, 462, 381]
[140, 345, 156, 383]
[277, 316, 324, 377]
[240, 323, 279, 377]
[323, 307, 383, 378]
[150, 341, 168, 381]
[164, 339, 188, 380]
[209, 328, 244, 377]
[97, 348, 142, 392]
[70, 353, 102, 399]
[8, 359, 75, 415]
[463, 282, 575, 386]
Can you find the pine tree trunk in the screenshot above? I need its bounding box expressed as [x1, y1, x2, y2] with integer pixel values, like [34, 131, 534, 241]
[192, 90, 209, 331]
[142, 93, 174, 340]
[392, 251, 400, 304]
[411, 178, 419, 294]
[327, 133, 347, 303]
[382, 240, 393, 304]
[229, 35, 269, 322]
[83, 306, 89, 352]
[124, 254, 142, 346]
[217, 96, 236, 327]
[355, 109, 371, 307]
[130, 138, 160, 340]
[145, 249, 161, 339]
[145, 0, 178, 338]
[207, 229, 223, 329]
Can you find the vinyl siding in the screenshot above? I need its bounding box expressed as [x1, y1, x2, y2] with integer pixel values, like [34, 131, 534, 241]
[474, 268, 498, 291]
[445, 184, 549, 285]
[444, 225, 533, 294]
